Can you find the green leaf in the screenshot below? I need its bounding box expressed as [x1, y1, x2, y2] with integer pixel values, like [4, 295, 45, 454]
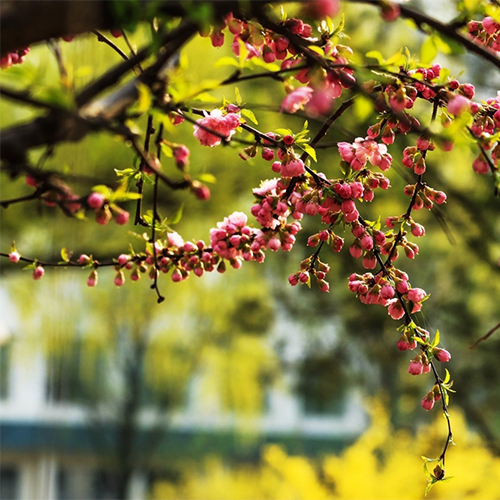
[214, 57, 238, 68]
[111, 192, 142, 202]
[280, 5, 286, 21]
[60, 247, 72, 263]
[198, 173, 217, 184]
[91, 185, 112, 197]
[464, 0, 481, 11]
[160, 143, 173, 157]
[192, 92, 219, 103]
[443, 368, 451, 384]
[332, 14, 345, 36]
[241, 108, 258, 125]
[420, 36, 438, 65]
[432, 329, 440, 348]
[238, 39, 249, 69]
[115, 168, 136, 178]
[235, 87, 243, 106]
[301, 144, 317, 162]
[425, 478, 438, 496]
[135, 82, 152, 115]
[354, 95, 373, 121]
[366, 50, 384, 65]
[169, 204, 184, 225]
[275, 128, 293, 136]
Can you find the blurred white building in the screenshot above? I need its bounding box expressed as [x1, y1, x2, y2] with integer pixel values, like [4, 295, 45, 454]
[0, 287, 368, 500]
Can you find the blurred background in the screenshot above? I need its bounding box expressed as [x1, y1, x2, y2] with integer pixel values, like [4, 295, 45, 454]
[1, 1, 500, 499]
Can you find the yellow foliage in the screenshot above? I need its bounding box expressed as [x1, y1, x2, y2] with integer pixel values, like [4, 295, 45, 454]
[153, 401, 500, 500]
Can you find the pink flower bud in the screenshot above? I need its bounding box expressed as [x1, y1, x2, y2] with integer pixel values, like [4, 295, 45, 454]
[78, 254, 91, 265]
[421, 392, 435, 411]
[33, 266, 45, 280]
[433, 348, 451, 363]
[87, 270, 98, 287]
[380, 285, 395, 300]
[117, 254, 129, 266]
[114, 270, 125, 287]
[114, 210, 130, 225]
[317, 279, 329, 292]
[407, 287, 426, 303]
[447, 94, 470, 116]
[88, 192, 106, 210]
[408, 357, 424, 376]
[173, 145, 190, 168]
[9, 251, 20, 263]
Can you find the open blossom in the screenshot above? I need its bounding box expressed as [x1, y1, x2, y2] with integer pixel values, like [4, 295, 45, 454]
[338, 138, 392, 171]
[167, 231, 184, 248]
[193, 109, 240, 147]
[280, 86, 314, 114]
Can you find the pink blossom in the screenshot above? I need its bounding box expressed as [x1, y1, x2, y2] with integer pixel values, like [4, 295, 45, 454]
[189, 181, 211, 200]
[362, 253, 377, 269]
[380, 285, 395, 300]
[87, 192, 105, 209]
[281, 158, 305, 178]
[280, 87, 314, 114]
[33, 266, 45, 280]
[421, 393, 435, 411]
[193, 109, 240, 147]
[87, 270, 98, 287]
[447, 95, 470, 115]
[387, 299, 405, 320]
[9, 251, 20, 263]
[411, 222, 425, 237]
[114, 270, 125, 287]
[408, 357, 424, 376]
[114, 210, 129, 225]
[473, 155, 489, 174]
[167, 231, 184, 248]
[407, 287, 426, 303]
[78, 254, 91, 265]
[304, 0, 339, 18]
[117, 254, 129, 266]
[173, 145, 190, 168]
[433, 348, 451, 363]
[228, 211, 248, 227]
[381, 2, 401, 22]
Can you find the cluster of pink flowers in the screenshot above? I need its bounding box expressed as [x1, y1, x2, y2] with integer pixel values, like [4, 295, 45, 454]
[468, 17, 500, 53]
[398, 183, 446, 212]
[347, 271, 428, 319]
[251, 178, 290, 229]
[288, 255, 331, 292]
[338, 138, 393, 171]
[210, 211, 263, 265]
[193, 108, 241, 147]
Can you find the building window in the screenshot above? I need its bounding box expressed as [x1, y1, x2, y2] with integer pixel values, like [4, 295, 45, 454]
[45, 341, 104, 403]
[296, 351, 348, 416]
